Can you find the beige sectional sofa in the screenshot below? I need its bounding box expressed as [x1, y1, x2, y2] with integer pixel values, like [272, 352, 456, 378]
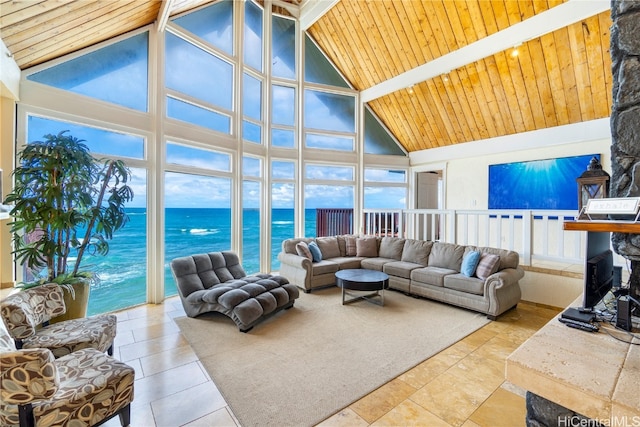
[277, 235, 524, 319]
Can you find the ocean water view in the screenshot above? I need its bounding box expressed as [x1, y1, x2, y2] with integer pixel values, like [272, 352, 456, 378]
[85, 208, 317, 315]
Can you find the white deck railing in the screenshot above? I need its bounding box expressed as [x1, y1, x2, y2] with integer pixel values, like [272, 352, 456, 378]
[363, 209, 589, 267]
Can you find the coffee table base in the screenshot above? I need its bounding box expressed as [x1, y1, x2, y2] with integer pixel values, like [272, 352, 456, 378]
[341, 288, 385, 306]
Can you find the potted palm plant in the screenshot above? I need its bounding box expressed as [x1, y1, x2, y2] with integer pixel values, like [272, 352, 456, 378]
[3, 131, 134, 320]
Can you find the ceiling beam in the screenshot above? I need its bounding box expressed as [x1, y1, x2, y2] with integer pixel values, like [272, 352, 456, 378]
[361, 0, 610, 103]
[300, 0, 339, 30]
[157, 0, 174, 32]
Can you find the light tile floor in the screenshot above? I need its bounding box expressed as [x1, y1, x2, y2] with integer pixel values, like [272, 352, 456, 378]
[95, 294, 559, 427]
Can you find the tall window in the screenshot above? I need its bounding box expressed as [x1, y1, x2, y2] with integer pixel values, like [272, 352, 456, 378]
[26, 115, 148, 315]
[27, 32, 149, 111]
[242, 156, 262, 273]
[164, 144, 233, 297]
[364, 168, 407, 209]
[271, 160, 295, 270]
[304, 164, 354, 237]
[17, 1, 408, 316]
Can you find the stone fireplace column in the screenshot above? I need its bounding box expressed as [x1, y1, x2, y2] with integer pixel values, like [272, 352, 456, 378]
[610, 0, 640, 304]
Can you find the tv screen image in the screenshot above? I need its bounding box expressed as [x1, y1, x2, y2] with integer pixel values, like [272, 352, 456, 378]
[488, 154, 599, 210]
[583, 249, 614, 310]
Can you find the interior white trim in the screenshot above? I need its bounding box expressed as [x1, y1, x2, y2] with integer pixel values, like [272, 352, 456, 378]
[409, 118, 611, 166]
[361, 0, 610, 102]
[300, 0, 339, 30]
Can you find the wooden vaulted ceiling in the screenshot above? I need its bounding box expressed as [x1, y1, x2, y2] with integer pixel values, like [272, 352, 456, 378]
[0, 0, 612, 153]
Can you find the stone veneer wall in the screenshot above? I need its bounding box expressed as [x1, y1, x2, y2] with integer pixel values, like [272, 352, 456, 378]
[610, 0, 640, 303]
[611, 0, 640, 299]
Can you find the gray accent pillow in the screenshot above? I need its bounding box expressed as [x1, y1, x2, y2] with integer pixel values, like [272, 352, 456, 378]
[316, 236, 341, 259]
[428, 242, 465, 271]
[379, 237, 405, 259]
[401, 239, 433, 266]
[356, 237, 378, 257]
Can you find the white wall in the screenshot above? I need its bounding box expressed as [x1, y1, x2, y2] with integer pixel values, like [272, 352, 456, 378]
[445, 138, 610, 210]
[409, 118, 613, 307]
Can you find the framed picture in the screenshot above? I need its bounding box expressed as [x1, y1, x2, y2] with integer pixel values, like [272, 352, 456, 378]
[489, 154, 600, 210]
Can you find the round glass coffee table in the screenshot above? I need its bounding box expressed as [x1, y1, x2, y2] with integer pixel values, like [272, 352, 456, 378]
[335, 269, 389, 306]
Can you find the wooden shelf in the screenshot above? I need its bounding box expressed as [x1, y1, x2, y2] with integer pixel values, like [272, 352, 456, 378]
[563, 221, 640, 233]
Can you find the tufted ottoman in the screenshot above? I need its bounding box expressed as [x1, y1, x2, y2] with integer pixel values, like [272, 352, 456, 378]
[170, 251, 299, 332]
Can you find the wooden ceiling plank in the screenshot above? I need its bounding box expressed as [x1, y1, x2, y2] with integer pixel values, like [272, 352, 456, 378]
[567, 18, 595, 122]
[390, 1, 427, 67]
[332, 1, 378, 90]
[443, 1, 490, 141]
[7, 1, 136, 55]
[365, 1, 407, 80]
[380, 1, 417, 72]
[412, 0, 443, 62]
[466, 1, 504, 138]
[16, 2, 154, 69]
[0, 0, 72, 29]
[392, 92, 423, 151]
[598, 11, 613, 113]
[583, 13, 610, 119]
[1, 0, 84, 35]
[553, 27, 583, 124]
[474, 59, 508, 138]
[515, 1, 547, 130]
[355, 1, 393, 85]
[432, 74, 468, 144]
[416, 80, 449, 144]
[483, 55, 517, 135]
[527, 36, 558, 128]
[539, 31, 570, 125]
[501, 1, 537, 132]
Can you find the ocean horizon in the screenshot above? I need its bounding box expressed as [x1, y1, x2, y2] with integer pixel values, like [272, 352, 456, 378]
[86, 207, 317, 315]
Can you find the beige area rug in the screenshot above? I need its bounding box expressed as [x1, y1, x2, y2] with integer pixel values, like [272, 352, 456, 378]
[175, 287, 490, 427]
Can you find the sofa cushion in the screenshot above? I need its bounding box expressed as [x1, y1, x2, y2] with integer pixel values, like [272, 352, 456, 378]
[316, 236, 341, 259]
[356, 237, 378, 257]
[466, 246, 520, 270]
[330, 257, 363, 270]
[296, 242, 312, 260]
[428, 242, 465, 271]
[310, 260, 339, 275]
[401, 239, 433, 266]
[345, 235, 357, 256]
[383, 261, 423, 279]
[461, 250, 481, 277]
[379, 237, 405, 260]
[411, 266, 458, 287]
[444, 273, 484, 295]
[475, 253, 500, 280]
[360, 257, 393, 271]
[308, 242, 323, 262]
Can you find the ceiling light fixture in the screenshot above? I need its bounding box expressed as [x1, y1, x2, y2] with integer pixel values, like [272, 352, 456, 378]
[408, 85, 414, 94]
[511, 43, 522, 58]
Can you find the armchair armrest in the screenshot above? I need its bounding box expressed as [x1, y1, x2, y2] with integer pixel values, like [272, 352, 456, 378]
[0, 348, 59, 404]
[277, 252, 312, 271]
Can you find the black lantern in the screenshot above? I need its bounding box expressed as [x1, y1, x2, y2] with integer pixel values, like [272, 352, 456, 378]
[576, 157, 610, 218]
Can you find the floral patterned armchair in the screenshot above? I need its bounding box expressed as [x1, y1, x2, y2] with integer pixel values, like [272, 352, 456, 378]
[0, 284, 116, 358]
[0, 317, 135, 427]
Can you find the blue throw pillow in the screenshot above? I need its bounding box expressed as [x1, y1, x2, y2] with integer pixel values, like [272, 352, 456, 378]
[308, 241, 322, 262]
[461, 250, 481, 277]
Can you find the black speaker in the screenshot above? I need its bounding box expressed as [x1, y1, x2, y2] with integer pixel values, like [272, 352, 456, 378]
[616, 296, 632, 331]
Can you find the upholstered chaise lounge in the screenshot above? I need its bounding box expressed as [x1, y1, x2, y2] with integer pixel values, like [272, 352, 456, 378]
[171, 251, 300, 332]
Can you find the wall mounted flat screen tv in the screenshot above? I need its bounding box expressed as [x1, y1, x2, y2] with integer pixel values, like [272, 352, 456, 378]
[489, 154, 600, 210]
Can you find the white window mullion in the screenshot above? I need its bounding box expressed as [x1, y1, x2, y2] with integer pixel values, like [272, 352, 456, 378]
[148, 23, 165, 304]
